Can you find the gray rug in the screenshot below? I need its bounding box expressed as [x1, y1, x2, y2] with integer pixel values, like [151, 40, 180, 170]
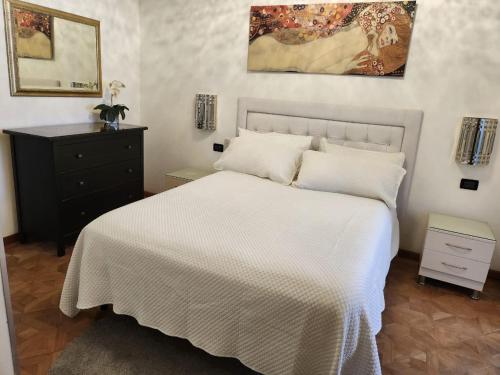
[50, 314, 260, 375]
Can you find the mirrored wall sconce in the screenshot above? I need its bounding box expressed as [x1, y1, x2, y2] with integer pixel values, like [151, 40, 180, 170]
[456, 117, 497, 166]
[195, 94, 217, 131]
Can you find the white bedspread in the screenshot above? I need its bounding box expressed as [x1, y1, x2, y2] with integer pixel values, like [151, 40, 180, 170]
[60, 171, 396, 375]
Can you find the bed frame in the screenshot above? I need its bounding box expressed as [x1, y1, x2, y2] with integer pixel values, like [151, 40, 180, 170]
[236, 97, 423, 219]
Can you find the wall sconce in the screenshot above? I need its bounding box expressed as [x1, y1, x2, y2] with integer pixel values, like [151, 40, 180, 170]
[456, 117, 497, 166]
[195, 94, 217, 131]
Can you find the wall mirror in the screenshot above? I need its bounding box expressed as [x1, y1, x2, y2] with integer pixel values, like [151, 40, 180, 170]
[3, 0, 102, 97]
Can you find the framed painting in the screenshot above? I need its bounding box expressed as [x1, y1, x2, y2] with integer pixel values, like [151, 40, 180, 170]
[13, 7, 54, 59]
[248, 2, 416, 76]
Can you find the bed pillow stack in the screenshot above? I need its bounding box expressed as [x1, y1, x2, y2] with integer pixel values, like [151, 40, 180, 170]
[295, 139, 406, 209]
[213, 129, 312, 185]
[214, 131, 407, 209]
[319, 138, 406, 167]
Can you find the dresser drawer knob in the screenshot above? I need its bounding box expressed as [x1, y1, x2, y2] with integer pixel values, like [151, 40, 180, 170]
[126, 145, 133, 150]
[76, 153, 84, 159]
[80, 211, 86, 216]
[441, 262, 467, 271]
[127, 168, 134, 173]
[445, 243, 472, 252]
[78, 180, 86, 186]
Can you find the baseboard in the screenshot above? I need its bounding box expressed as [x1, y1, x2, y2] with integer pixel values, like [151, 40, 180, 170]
[2, 233, 20, 247]
[144, 191, 156, 198]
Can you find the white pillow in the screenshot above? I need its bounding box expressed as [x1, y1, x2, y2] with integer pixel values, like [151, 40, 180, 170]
[239, 128, 312, 150]
[295, 150, 406, 209]
[213, 136, 304, 185]
[319, 138, 405, 167]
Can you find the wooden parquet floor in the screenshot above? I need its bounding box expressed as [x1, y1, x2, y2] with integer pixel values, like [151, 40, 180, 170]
[4, 241, 500, 375]
[5, 242, 106, 375]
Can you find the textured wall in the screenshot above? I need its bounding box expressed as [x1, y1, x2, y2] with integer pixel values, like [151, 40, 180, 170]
[0, 0, 141, 237]
[139, 0, 500, 269]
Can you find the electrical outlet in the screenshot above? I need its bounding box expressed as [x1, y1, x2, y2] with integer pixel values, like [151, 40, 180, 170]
[213, 143, 224, 152]
[460, 179, 479, 191]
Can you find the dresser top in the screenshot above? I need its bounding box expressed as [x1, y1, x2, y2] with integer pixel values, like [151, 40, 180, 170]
[429, 213, 496, 241]
[3, 123, 147, 140]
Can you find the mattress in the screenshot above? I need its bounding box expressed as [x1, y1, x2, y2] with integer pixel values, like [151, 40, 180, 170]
[60, 171, 397, 375]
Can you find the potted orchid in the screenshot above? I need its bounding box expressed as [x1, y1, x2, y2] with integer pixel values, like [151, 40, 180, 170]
[94, 80, 129, 130]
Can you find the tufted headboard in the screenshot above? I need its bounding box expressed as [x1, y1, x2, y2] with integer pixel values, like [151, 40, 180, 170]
[236, 97, 423, 218]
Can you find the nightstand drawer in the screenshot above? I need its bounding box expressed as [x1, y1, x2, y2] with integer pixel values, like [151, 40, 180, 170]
[421, 249, 490, 283]
[164, 168, 215, 191]
[424, 230, 495, 263]
[165, 176, 190, 190]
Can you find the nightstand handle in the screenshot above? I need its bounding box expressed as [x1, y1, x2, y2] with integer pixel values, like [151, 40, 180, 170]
[445, 243, 472, 252]
[441, 262, 467, 271]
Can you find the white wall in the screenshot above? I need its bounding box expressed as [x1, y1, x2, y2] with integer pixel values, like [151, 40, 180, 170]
[0, 0, 141, 237]
[140, 0, 500, 269]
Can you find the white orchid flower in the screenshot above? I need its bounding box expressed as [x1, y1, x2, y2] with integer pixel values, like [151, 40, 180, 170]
[109, 80, 125, 105]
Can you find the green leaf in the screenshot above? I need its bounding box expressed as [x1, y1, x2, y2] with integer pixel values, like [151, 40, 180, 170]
[119, 108, 126, 120]
[94, 104, 111, 111]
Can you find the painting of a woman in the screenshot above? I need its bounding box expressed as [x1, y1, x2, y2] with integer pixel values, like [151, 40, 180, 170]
[247, 2, 416, 76]
[13, 8, 53, 60]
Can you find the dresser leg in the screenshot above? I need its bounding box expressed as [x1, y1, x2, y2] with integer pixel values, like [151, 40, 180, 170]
[417, 275, 426, 285]
[57, 241, 66, 257]
[471, 290, 480, 300]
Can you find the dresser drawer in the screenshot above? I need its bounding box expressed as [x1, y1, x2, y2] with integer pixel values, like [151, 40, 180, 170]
[61, 181, 143, 234]
[60, 159, 142, 200]
[424, 229, 495, 263]
[55, 134, 141, 172]
[420, 249, 490, 283]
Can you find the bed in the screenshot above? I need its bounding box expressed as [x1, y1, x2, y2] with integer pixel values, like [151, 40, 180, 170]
[60, 98, 423, 375]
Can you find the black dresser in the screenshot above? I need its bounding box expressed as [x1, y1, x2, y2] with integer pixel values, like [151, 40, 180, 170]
[3, 123, 148, 256]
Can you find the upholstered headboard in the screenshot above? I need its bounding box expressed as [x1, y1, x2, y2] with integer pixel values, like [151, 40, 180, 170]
[236, 97, 423, 218]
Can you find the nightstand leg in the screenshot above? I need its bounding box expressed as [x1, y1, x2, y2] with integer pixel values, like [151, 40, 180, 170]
[417, 275, 426, 285]
[471, 290, 480, 300]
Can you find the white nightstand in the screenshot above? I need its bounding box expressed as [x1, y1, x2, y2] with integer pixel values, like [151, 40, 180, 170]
[165, 167, 215, 190]
[418, 213, 496, 299]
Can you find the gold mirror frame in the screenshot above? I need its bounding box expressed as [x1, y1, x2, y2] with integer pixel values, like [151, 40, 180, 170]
[3, 0, 102, 97]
